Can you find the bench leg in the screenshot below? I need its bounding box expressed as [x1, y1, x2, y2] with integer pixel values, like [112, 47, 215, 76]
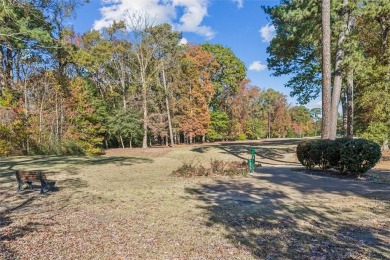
[40, 181, 49, 194]
[40, 182, 51, 194]
[17, 182, 22, 192]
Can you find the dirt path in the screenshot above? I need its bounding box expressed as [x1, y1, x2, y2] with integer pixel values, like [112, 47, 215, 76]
[1, 139, 389, 259]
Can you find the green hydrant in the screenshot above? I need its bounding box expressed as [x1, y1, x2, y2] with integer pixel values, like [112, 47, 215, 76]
[248, 148, 255, 172]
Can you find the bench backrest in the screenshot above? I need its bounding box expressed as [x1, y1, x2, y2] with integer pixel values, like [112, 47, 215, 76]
[16, 171, 47, 182]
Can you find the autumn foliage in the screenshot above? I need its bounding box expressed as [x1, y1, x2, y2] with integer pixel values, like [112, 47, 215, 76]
[0, 4, 318, 155]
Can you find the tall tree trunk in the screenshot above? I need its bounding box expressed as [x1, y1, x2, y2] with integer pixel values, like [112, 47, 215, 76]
[6, 48, 13, 83]
[123, 94, 127, 110]
[329, 64, 343, 140]
[142, 81, 148, 148]
[346, 69, 354, 137]
[321, 0, 332, 139]
[60, 98, 64, 141]
[162, 64, 174, 147]
[23, 78, 29, 154]
[55, 92, 59, 140]
[330, 0, 352, 139]
[39, 95, 45, 144]
[0, 45, 4, 91]
[120, 135, 124, 148]
[104, 129, 109, 149]
[341, 87, 348, 136]
[120, 60, 127, 110]
[268, 111, 271, 138]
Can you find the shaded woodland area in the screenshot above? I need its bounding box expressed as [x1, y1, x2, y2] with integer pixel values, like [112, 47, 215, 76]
[0, 0, 388, 155]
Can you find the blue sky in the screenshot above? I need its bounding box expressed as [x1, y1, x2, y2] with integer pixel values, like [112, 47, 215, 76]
[69, 0, 321, 108]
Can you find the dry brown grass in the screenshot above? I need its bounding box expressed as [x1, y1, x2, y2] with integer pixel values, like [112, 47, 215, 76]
[367, 160, 390, 184]
[1, 140, 389, 259]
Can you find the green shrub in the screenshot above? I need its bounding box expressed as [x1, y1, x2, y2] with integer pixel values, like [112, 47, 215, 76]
[310, 139, 333, 170]
[296, 140, 315, 169]
[360, 122, 389, 147]
[296, 138, 381, 177]
[28, 143, 49, 155]
[61, 140, 85, 155]
[327, 137, 352, 173]
[45, 139, 86, 156]
[237, 133, 247, 141]
[0, 124, 20, 156]
[339, 138, 381, 176]
[0, 139, 11, 157]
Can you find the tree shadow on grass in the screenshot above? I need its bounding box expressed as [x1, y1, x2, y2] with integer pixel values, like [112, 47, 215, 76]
[1, 210, 21, 259]
[215, 144, 300, 166]
[0, 154, 147, 259]
[0, 154, 146, 251]
[190, 146, 213, 153]
[0, 195, 53, 259]
[185, 170, 390, 258]
[0, 186, 91, 259]
[252, 166, 390, 200]
[189, 139, 302, 166]
[220, 138, 303, 147]
[0, 156, 152, 185]
[260, 138, 304, 146]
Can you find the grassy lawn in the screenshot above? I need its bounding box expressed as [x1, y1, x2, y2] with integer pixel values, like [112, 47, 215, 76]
[1, 139, 389, 259]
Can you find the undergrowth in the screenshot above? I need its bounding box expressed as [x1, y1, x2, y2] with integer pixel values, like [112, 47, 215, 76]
[172, 159, 247, 177]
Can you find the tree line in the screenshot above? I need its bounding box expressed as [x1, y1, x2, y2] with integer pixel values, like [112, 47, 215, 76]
[2, 1, 386, 156]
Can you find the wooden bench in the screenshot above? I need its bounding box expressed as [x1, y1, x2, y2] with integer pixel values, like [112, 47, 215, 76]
[15, 171, 56, 194]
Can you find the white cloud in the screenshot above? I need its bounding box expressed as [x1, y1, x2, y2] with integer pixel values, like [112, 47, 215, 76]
[306, 98, 322, 109]
[179, 37, 188, 45]
[233, 0, 244, 8]
[259, 23, 276, 42]
[249, 61, 267, 71]
[94, 0, 215, 39]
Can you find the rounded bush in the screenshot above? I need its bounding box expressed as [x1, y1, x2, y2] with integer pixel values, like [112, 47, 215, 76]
[296, 138, 380, 177]
[339, 138, 381, 176]
[311, 139, 333, 170]
[296, 140, 315, 169]
[327, 137, 353, 173]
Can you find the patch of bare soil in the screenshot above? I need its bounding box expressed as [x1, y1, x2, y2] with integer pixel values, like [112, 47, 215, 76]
[368, 153, 390, 184]
[381, 149, 390, 161]
[377, 161, 390, 169]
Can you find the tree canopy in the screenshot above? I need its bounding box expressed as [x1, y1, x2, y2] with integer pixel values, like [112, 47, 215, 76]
[264, 0, 389, 145]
